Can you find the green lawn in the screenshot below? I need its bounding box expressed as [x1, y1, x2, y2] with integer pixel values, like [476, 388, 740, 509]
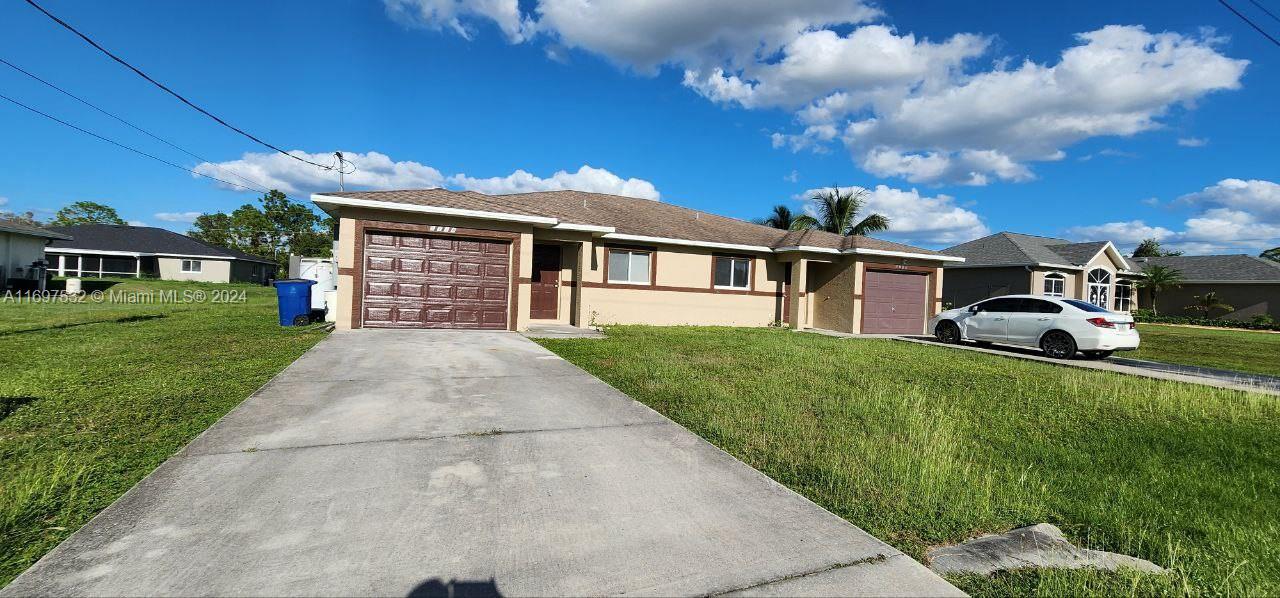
[1131, 323, 1280, 377]
[0, 279, 327, 586]
[537, 326, 1279, 596]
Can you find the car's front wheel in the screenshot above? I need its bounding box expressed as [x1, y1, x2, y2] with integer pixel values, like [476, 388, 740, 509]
[1040, 331, 1077, 359]
[935, 321, 961, 344]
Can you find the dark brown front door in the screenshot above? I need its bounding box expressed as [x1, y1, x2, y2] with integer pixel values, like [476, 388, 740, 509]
[530, 244, 561, 320]
[861, 269, 928, 334]
[362, 231, 510, 329]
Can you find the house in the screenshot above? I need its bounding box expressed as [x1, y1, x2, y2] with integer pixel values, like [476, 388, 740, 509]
[1133, 254, 1280, 320]
[1, 218, 73, 289]
[939, 232, 1141, 311]
[310, 189, 964, 333]
[45, 224, 277, 283]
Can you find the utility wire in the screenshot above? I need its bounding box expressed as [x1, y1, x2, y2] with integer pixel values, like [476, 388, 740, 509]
[1245, 0, 1280, 24]
[1217, 0, 1280, 47]
[0, 56, 271, 194]
[22, 0, 338, 171]
[0, 91, 264, 193]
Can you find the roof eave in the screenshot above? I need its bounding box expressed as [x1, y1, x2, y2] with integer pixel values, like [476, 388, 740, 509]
[312, 194, 559, 226]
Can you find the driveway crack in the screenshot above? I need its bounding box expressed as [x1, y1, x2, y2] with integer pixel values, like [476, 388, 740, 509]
[704, 553, 891, 597]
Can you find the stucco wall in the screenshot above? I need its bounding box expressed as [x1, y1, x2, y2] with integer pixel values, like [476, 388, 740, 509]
[810, 257, 857, 333]
[580, 242, 784, 327]
[1, 232, 48, 281]
[942, 266, 1031, 307]
[1145, 283, 1280, 320]
[158, 257, 231, 282]
[1029, 268, 1078, 299]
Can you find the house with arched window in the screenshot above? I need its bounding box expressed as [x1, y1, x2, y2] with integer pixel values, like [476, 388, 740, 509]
[938, 232, 1141, 311]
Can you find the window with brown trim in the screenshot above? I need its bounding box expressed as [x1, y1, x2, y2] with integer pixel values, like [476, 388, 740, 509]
[713, 256, 751, 289]
[607, 248, 652, 284]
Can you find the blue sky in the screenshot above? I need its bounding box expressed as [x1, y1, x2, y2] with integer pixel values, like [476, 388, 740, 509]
[1, 0, 1277, 254]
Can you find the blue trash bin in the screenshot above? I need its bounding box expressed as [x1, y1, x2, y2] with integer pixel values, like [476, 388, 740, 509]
[272, 279, 318, 326]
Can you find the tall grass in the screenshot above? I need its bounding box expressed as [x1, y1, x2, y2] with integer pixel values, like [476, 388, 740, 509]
[539, 326, 1280, 596]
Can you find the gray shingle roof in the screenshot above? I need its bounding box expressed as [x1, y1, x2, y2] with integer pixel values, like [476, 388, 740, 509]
[318, 188, 944, 257]
[46, 224, 276, 264]
[1134, 255, 1280, 282]
[942, 232, 1117, 268]
[0, 219, 72, 240]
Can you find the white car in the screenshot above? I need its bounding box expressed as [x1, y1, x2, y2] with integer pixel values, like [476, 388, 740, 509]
[928, 294, 1140, 359]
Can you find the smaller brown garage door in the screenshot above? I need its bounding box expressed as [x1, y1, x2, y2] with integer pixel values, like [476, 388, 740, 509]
[362, 232, 511, 329]
[862, 270, 928, 334]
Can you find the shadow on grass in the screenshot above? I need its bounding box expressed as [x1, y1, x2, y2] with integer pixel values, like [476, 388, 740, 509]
[0, 396, 38, 422]
[0, 313, 169, 337]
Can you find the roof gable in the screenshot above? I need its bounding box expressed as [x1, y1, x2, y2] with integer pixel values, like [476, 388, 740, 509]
[45, 224, 274, 264]
[0, 219, 72, 240]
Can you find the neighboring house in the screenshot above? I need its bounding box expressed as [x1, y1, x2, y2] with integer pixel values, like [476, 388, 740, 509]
[311, 189, 963, 333]
[1133, 255, 1280, 320]
[45, 224, 277, 283]
[940, 232, 1141, 311]
[1, 218, 73, 288]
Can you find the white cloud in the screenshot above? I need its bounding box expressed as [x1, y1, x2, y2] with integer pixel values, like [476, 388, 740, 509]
[839, 26, 1247, 185]
[127, 220, 148, 227]
[797, 184, 989, 245]
[384, 0, 533, 42]
[194, 151, 660, 200]
[684, 26, 988, 108]
[0, 196, 8, 207]
[1178, 178, 1280, 217]
[1065, 220, 1176, 244]
[534, 0, 881, 73]
[194, 150, 446, 196]
[154, 211, 202, 223]
[784, 170, 799, 183]
[1177, 137, 1208, 147]
[448, 165, 660, 199]
[1069, 179, 1280, 253]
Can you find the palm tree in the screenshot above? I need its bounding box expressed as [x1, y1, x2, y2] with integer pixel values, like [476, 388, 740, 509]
[1185, 291, 1234, 317]
[1137, 264, 1184, 314]
[790, 186, 890, 236]
[755, 205, 798, 230]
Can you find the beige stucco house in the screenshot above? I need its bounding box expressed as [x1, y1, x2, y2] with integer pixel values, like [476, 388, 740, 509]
[940, 232, 1142, 311]
[1133, 254, 1280, 320]
[312, 189, 964, 333]
[1, 218, 72, 287]
[46, 224, 277, 283]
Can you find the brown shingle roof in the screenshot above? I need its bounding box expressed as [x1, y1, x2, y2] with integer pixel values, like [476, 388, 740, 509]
[318, 188, 945, 257]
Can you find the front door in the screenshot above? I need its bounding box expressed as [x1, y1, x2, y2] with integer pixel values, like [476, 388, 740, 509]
[530, 244, 561, 320]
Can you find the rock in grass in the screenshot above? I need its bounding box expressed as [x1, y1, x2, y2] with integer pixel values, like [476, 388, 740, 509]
[927, 523, 1164, 576]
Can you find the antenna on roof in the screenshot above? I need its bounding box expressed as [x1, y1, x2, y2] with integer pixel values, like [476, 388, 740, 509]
[695, 213, 700, 220]
[583, 197, 587, 209]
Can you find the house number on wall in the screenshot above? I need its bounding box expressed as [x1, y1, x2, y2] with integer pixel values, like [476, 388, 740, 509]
[429, 226, 457, 233]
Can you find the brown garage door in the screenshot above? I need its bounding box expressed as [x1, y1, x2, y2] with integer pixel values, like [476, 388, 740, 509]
[361, 231, 510, 329]
[862, 270, 928, 334]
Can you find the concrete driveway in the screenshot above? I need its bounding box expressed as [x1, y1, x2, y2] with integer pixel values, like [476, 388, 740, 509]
[2, 330, 959, 597]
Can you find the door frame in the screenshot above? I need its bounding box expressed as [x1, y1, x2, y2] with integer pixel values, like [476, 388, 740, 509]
[530, 243, 562, 320]
[858, 264, 933, 335]
[341, 219, 521, 330]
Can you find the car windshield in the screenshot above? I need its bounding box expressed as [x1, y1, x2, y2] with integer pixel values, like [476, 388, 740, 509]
[1062, 299, 1110, 313]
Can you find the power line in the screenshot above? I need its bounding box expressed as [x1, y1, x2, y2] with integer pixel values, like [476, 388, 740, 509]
[1217, 0, 1280, 47]
[1245, 0, 1280, 24]
[22, 0, 338, 171]
[0, 91, 264, 193]
[0, 56, 271, 195]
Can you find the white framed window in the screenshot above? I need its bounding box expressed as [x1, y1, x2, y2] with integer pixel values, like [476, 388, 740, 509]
[1115, 281, 1133, 312]
[713, 256, 751, 289]
[1042, 272, 1065, 297]
[1087, 268, 1111, 308]
[606, 248, 651, 285]
[181, 259, 202, 273]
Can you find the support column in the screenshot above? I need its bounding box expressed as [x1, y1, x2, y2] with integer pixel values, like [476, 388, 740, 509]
[573, 239, 591, 327]
[135, 257, 142, 278]
[787, 258, 807, 329]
